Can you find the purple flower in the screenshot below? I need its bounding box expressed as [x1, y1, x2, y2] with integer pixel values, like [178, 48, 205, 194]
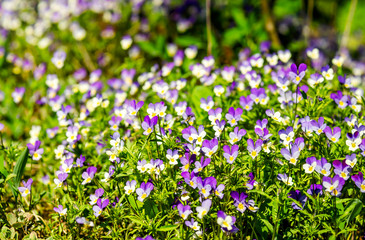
[217, 210, 238, 233]
[54, 172, 68, 189]
[278, 126, 294, 146]
[288, 190, 307, 210]
[185, 218, 200, 231]
[322, 175, 345, 197]
[288, 63, 307, 84]
[141, 116, 158, 135]
[345, 153, 357, 168]
[214, 184, 225, 199]
[136, 182, 154, 202]
[51, 50, 66, 69]
[250, 88, 267, 105]
[196, 199, 212, 219]
[245, 172, 257, 190]
[93, 198, 109, 217]
[346, 131, 361, 151]
[81, 166, 97, 185]
[18, 178, 33, 197]
[54, 205, 67, 216]
[303, 157, 318, 174]
[247, 139, 263, 159]
[239, 95, 254, 111]
[333, 160, 352, 180]
[351, 172, 365, 193]
[223, 145, 239, 164]
[231, 191, 248, 213]
[127, 100, 144, 116]
[225, 107, 242, 127]
[89, 188, 104, 205]
[315, 158, 331, 176]
[307, 184, 323, 196]
[12, 87, 25, 103]
[280, 144, 300, 165]
[324, 126, 341, 143]
[27, 140, 44, 161]
[193, 156, 211, 173]
[310, 117, 327, 135]
[182, 171, 199, 189]
[228, 127, 246, 144]
[200, 96, 214, 112]
[177, 203, 193, 220]
[109, 116, 122, 131]
[201, 138, 219, 157]
[76, 155, 85, 168]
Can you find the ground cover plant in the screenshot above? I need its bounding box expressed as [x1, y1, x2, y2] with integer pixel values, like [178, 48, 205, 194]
[1, 0, 365, 239]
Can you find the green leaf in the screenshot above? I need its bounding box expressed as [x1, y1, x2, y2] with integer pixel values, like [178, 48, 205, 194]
[157, 225, 178, 232]
[124, 216, 144, 226]
[261, 219, 273, 233]
[12, 148, 29, 187]
[248, 189, 274, 201]
[339, 198, 363, 225]
[5, 173, 16, 183]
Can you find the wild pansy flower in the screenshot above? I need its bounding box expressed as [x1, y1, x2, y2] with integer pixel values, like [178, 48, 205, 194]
[181, 107, 196, 126]
[288, 190, 307, 210]
[137, 159, 148, 173]
[193, 156, 210, 173]
[225, 107, 242, 127]
[66, 126, 80, 143]
[307, 184, 323, 196]
[197, 177, 215, 198]
[217, 210, 238, 233]
[345, 114, 357, 127]
[239, 95, 254, 111]
[124, 180, 137, 195]
[255, 127, 272, 141]
[51, 50, 66, 69]
[127, 100, 144, 116]
[308, 73, 324, 88]
[214, 183, 225, 199]
[54, 173, 68, 189]
[201, 138, 219, 157]
[27, 140, 44, 161]
[142, 116, 158, 135]
[281, 144, 300, 165]
[345, 154, 357, 168]
[223, 145, 239, 164]
[310, 117, 326, 135]
[101, 166, 115, 182]
[250, 88, 268, 105]
[166, 149, 179, 165]
[93, 198, 109, 217]
[89, 188, 104, 205]
[247, 139, 263, 159]
[109, 116, 122, 131]
[147, 102, 167, 118]
[333, 160, 352, 180]
[351, 172, 365, 192]
[315, 158, 331, 176]
[191, 125, 206, 145]
[322, 175, 345, 197]
[330, 91, 348, 109]
[202, 55, 215, 68]
[106, 147, 119, 162]
[185, 45, 197, 59]
[245, 172, 257, 190]
[250, 53, 264, 68]
[196, 199, 212, 219]
[213, 85, 225, 97]
[228, 127, 246, 144]
[185, 218, 201, 232]
[213, 119, 225, 137]
[120, 35, 132, 50]
[54, 205, 67, 216]
[276, 75, 290, 92]
[121, 69, 136, 86]
[231, 191, 248, 213]
[338, 74, 352, 88]
[278, 126, 294, 147]
[12, 87, 25, 103]
[266, 108, 282, 122]
[238, 60, 252, 74]
[306, 47, 319, 59]
[187, 142, 201, 155]
[173, 50, 184, 66]
[182, 171, 199, 189]
[76, 217, 94, 227]
[321, 66, 334, 80]
[221, 66, 235, 82]
[18, 178, 33, 197]
[61, 158, 74, 173]
[324, 126, 341, 143]
[136, 182, 154, 202]
[360, 139, 365, 156]
[278, 49, 291, 63]
[180, 153, 195, 172]
[177, 203, 193, 220]
[46, 127, 59, 139]
[348, 97, 361, 112]
[346, 131, 361, 151]
[303, 157, 317, 174]
[208, 108, 222, 124]
[81, 166, 97, 185]
[288, 63, 306, 85]
[200, 96, 214, 112]
[277, 173, 293, 186]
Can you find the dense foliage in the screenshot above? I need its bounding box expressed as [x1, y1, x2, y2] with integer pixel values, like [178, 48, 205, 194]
[1, 0, 365, 239]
